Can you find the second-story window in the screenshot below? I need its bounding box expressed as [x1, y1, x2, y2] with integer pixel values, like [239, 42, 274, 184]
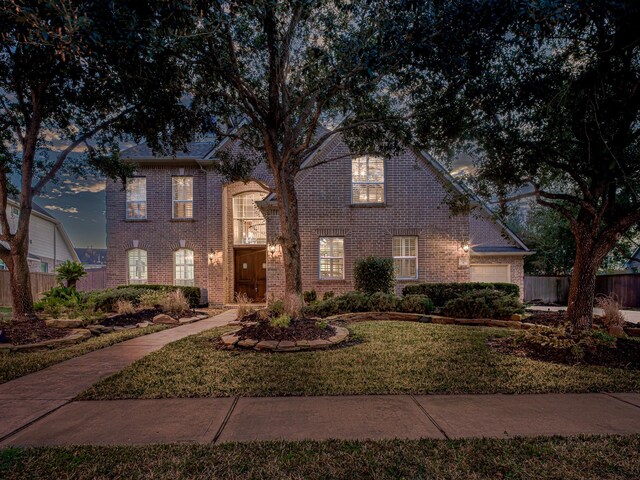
[172, 176, 193, 219]
[233, 192, 267, 244]
[126, 177, 147, 219]
[352, 155, 385, 204]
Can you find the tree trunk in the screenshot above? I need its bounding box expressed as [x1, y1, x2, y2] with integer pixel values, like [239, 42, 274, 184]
[6, 247, 38, 323]
[273, 168, 303, 316]
[565, 231, 610, 333]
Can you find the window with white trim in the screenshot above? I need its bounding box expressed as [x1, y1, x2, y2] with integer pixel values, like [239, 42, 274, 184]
[128, 248, 147, 284]
[393, 236, 418, 279]
[126, 178, 147, 219]
[174, 248, 194, 286]
[319, 237, 344, 279]
[172, 177, 193, 218]
[233, 192, 267, 245]
[352, 155, 385, 204]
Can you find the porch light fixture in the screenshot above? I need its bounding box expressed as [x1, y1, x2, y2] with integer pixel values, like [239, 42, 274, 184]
[268, 243, 277, 258]
[462, 243, 470, 253]
[208, 251, 217, 265]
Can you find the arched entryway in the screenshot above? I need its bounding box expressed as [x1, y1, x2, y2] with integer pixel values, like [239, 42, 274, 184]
[231, 191, 267, 302]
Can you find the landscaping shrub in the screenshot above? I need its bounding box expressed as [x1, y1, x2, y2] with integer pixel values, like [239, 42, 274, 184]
[322, 291, 335, 301]
[368, 292, 400, 312]
[442, 289, 524, 319]
[116, 284, 201, 307]
[399, 294, 435, 314]
[139, 290, 166, 310]
[304, 297, 339, 317]
[55, 260, 86, 288]
[115, 299, 136, 315]
[161, 290, 190, 317]
[596, 294, 626, 330]
[267, 298, 285, 317]
[402, 282, 520, 306]
[303, 290, 317, 303]
[334, 291, 371, 313]
[269, 314, 291, 329]
[36, 286, 83, 317]
[354, 256, 395, 295]
[235, 292, 254, 319]
[84, 287, 142, 313]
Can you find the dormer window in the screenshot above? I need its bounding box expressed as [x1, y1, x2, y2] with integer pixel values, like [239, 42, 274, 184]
[352, 156, 385, 204]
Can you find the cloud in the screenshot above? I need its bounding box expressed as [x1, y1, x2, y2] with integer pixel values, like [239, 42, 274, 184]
[60, 179, 106, 194]
[44, 205, 79, 214]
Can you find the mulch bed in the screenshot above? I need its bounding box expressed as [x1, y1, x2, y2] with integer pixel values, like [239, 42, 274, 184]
[236, 317, 335, 342]
[524, 310, 635, 328]
[490, 335, 640, 370]
[0, 320, 68, 346]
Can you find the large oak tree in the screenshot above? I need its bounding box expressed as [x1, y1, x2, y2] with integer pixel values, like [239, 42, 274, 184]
[0, 1, 192, 321]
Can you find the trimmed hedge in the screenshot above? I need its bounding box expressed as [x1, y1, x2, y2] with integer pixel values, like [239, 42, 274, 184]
[83, 287, 144, 312]
[304, 292, 434, 318]
[116, 284, 201, 308]
[354, 256, 395, 295]
[441, 289, 524, 319]
[402, 282, 519, 306]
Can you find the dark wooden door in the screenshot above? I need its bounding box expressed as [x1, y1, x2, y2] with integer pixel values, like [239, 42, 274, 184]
[234, 247, 267, 302]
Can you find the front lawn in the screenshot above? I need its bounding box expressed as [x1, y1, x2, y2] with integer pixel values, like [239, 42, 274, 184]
[0, 325, 167, 384]
[80, 321, 640, 399]
[1, 435, 638, 479]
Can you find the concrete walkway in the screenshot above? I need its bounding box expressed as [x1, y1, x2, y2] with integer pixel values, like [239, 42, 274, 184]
[2, 393, 639, 447]
[0, 309, 238, 442]
[527, 305, 640, 324]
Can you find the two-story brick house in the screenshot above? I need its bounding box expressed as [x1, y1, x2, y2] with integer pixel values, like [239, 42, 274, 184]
[106, 134, 530, 305]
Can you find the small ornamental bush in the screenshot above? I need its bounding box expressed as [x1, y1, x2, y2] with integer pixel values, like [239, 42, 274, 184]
[115, 299, 136, 315]
[322, 291, 335, 301]
[55, 260, 86, 289]
[269, 314, 291, 329]
[84, 287, 142, 312]
[304, 297, 339, 317]
[139, 290, 166, 310]
[354, 257, 395, 295]
[303, 290, 317, 304]
[267, 298, 286, 317]
[161, 290, 190, 317]
[442, 289, 523, 319]
[399, 295, 435, 314]
[368, 292, 400, 312]
[596, 294, 626, 329]
[334, 291, 371, 313]
[402, 282, 520, 306]
[235, 292, 254, 319]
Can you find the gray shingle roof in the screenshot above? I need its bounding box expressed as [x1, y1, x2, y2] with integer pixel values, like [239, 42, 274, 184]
[471, 246, 529, 254]
[121, 141, 218, 159]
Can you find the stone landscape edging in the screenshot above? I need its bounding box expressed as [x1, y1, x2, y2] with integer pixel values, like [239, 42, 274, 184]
[0, 328, 92, 353]
[221, 325, 350, 352]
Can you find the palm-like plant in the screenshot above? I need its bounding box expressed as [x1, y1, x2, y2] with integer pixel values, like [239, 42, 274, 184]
[56, 261, 86, 289]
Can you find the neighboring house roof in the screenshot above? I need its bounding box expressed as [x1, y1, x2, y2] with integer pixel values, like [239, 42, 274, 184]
[5, 197, 80, 262]
[625, 246, 640, 271]
[75, 247, 107, 266]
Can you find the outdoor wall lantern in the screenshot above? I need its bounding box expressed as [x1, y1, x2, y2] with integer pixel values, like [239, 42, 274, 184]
[268, 243, 277, 258]
[208, 250, 222, 266]
[462, 243, 470, 253]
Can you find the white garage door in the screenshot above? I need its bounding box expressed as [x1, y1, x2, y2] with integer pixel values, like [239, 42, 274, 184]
[470, 264, 510, 283]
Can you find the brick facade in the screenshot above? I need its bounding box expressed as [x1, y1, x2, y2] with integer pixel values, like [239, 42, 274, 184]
[106, 137, 527, 305]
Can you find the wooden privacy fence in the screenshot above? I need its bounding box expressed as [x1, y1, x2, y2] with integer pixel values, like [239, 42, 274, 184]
[525, 274, 640, 308]
[0, 267, 106, 306]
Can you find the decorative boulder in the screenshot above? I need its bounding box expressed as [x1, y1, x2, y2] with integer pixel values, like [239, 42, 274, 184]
[153, 314, 178, 325]
[45, 318, 84, 329]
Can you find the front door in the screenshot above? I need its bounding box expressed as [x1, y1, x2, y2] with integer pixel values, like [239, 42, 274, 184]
[234, 247, 267, 302]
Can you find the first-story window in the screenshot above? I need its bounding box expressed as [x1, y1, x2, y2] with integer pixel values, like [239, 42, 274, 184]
[393, 236, 418, 279]
[174, 248, 194, 286]
[128, 248, 147, 284]
[40, 261, 49, 273]
[172, 176, 193, 218]
[319, 237, 344, 279]
[126, 177, 147, 219]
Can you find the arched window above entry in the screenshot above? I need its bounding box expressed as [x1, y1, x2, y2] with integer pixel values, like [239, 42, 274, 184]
[233, 192, 267, 245]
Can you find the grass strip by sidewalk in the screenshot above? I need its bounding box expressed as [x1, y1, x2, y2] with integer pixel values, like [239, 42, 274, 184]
[80, 321, 640, 399]
[1, 435, 639, 479]
[0, 325, 167, 384]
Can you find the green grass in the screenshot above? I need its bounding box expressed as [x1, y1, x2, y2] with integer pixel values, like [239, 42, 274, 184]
[0, 306, 11, 314]
[1, 435, 638, 479]
[80, 321, 640, 399]
[0, 326, 167, 384]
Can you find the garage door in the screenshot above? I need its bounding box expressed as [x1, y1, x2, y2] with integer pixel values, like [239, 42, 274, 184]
[470, 264, 510, 283]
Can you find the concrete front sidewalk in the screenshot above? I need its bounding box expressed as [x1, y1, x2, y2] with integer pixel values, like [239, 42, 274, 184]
[2, 393, 640, 447]
[0, 309, 237, 442]
[527, 306, 640, 324]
